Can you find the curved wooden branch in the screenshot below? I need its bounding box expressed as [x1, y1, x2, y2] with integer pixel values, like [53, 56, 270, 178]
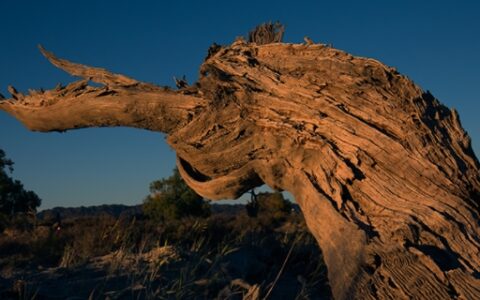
[38, 45, 138, 87]
[0, 47, 206, 133]
[177, 156, 263, 200]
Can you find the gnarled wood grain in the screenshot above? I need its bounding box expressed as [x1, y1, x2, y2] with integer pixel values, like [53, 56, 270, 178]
[1, 40, 479, 299]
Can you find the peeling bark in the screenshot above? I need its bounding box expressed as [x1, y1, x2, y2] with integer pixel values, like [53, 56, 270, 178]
[1, 40, 479, 299]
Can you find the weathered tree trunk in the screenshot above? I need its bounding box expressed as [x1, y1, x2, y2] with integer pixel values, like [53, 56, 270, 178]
[2, 41, 479, 299]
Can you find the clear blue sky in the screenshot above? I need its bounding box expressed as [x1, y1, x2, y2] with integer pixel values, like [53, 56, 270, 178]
[1, 1, 479, 209]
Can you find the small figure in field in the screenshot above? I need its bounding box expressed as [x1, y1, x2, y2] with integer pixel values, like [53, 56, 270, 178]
[53, 212, 62, 233]
[246, 189, 259, 217]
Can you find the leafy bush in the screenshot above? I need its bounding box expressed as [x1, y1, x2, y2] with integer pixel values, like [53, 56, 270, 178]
[257, 192, 292, 215]
[0, 149, 41, 219]
[246, 191, 293, 226]
[143, 168, 210, 221]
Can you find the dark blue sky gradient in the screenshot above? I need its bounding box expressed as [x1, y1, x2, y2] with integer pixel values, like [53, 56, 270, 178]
[1, 1, 479, 209]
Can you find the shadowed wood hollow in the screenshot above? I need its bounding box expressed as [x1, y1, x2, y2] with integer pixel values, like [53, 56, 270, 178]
[1, 36, 479, 299]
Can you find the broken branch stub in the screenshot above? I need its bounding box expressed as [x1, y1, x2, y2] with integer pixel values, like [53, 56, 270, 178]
[1, 38, 480, 300]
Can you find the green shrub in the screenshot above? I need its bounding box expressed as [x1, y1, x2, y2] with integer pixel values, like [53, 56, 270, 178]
[257, 192, 291, 214]
[0, 149, 41, 218]
[143, 168, 210, 221]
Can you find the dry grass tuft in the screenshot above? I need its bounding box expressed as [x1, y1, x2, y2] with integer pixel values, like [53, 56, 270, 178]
[248, 22, 285, 45]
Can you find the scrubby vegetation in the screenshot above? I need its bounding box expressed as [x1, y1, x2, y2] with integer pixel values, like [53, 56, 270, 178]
[0, 202, 330, 299]
[143, 168, 211, 222]
[0, 167, 331, 299]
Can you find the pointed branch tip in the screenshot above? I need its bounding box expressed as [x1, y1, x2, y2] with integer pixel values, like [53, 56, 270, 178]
[38, 44, 55, 62]
[38, 44, 46, 54]
[7, 85, 24, 100]
[7, 85, 17, 95]
[36, 45, 138, 87]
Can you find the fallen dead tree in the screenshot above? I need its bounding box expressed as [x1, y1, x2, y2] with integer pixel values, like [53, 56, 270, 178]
[1, 29, 479, 299]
